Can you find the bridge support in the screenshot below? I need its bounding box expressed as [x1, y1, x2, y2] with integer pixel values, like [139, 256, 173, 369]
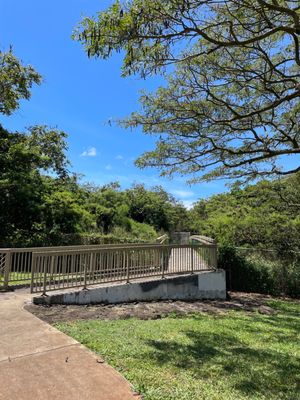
[33, 270, 226, 305]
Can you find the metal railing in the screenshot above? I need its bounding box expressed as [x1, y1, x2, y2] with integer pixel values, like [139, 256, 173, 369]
[0, 243, 170, 290]
[156, 234, 169, 244]
[190, 235, 216, 246]
[30, 243, 217, 294]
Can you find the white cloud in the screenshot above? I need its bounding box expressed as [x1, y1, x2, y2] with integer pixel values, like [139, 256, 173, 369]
[115, 155, 124, 160]
[81, 147, 97, 157]
[170, 189, 194, 198]
[105, 164, 112, 170]
[182, 199, 196, 210]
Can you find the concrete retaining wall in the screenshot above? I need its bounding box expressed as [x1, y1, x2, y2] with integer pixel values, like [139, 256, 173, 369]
[33, 270, 226, 305]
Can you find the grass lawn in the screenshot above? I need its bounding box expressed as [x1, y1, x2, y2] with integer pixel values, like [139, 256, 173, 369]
[56, 299, 300, 400]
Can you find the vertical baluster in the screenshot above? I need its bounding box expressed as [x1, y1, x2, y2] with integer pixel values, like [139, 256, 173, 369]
[126, 250, 130, 283]
[3, 250, 11, 289]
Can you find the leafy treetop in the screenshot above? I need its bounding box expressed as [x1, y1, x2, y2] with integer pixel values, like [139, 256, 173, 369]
[0, 49, 41, 115]
[75, 0, 300, 182]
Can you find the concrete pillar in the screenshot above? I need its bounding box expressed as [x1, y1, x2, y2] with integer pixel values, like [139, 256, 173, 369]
[170, 232, 191, 245]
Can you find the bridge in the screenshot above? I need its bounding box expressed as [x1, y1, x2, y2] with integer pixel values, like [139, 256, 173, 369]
[0, 233, 225, 302]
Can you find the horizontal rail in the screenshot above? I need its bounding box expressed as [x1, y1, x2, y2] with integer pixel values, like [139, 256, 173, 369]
[0, 242, 160, 252]
[156, 234, 169, 244]
[33, 243, 217, 256]
[190, 235, 216, 245]
[235, 247, 300, 255]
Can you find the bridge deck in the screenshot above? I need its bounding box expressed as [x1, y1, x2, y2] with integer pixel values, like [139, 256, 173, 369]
[168, 248, 209, 273]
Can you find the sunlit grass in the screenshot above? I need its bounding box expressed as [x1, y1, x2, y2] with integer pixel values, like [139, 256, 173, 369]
[56, 299, 300, 400]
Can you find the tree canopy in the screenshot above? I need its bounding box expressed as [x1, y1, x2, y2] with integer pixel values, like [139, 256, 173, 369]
[0, 125, 72, 245]
[75, 0, 300, 182]
[0, 49, 41, 115]
[0, 52, 298, 251]
[189, 172, 300, 252]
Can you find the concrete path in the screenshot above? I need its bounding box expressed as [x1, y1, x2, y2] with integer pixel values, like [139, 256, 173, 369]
[0, 289, 139, 400]
[168, 248, 208, 273]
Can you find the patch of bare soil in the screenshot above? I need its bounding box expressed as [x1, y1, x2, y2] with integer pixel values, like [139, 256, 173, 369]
[24, 292, 288, 324]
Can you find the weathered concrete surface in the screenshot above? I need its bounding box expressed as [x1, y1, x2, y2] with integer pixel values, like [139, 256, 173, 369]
[0, 290, 139, 400]
[34, 270, 226, 305]
[198, 270, 227, 298]
[170, 231, 190, 244]
[168, 248, 209, 272]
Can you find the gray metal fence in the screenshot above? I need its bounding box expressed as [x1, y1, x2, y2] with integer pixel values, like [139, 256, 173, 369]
[0, 243, 217, 293]
[30, 244, 217, 294]
[0, 244, 170, 289]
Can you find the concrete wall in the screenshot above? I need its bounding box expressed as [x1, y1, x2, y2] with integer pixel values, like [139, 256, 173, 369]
[33, 270, 226, 305]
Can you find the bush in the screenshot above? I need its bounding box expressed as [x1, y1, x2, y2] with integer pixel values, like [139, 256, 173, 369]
[3, 231, 156, 248]
[51, 232, 156, 246]
[125, 219, 157, 241]
[218, 245, 300, 298]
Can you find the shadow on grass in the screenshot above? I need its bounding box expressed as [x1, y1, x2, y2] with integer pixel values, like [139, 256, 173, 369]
[144, 314, 300, 398]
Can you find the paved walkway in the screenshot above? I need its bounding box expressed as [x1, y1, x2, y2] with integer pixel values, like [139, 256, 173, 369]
[168, 248, 208, 272]
[0, 289, 139, 400]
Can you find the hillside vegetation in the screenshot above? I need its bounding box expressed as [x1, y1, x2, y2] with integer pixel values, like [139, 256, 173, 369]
[1, 126, 299, 253]
[189, 174, 300, 253]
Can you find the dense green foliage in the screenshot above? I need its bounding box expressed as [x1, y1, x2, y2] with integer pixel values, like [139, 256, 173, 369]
[189, 174, 300, 252]
[57, 299, 300, 400]
[1, 44, 299, 297]
[189, 177, 300, 297]
[1, 122, 299, 257]
[0, 49, 41, 115]
[0, 125, 189, 246]
[0, 125, 74, 246]
[218, 246, 300, 298]
[75, 0, 300, 182]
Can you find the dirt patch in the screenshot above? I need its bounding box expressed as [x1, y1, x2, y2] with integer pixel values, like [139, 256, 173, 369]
[24, 292, 288, 324]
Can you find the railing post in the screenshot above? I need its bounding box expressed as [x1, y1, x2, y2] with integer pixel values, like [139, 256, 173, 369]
[3, 250, 11, 290]
[126, 250, 130, 283]
[212, 245, 218, 269]
[83, 253, 87, 289]
[30, 253, 37, 293]
[89, 252, 94, 281]
[190, 246, 194, 274]
[161, 248, 165, 279]
[42, 256, 47, 296]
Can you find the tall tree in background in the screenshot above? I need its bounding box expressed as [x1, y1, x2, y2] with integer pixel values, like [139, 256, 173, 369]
[0, 49, 74, 245]
[0, 125, 71, 245]
[75, 0, 300, 182]
[0, 49, 41, 115]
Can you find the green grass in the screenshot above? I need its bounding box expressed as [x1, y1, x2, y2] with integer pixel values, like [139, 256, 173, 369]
[56, 299, 300, 400]
[0, 272, 32, 287]
[2, 272, 85, 288]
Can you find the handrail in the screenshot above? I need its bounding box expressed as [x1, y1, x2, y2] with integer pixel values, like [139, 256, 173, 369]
[190, 235, 216, 245]
[156, 234, 169, 244]
[0, 242, 157, 252]
[32, 243, 211, 256]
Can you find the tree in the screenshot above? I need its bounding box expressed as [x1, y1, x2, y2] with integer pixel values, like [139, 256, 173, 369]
[42, 184, 94, 236]
[0, 125, 70, 245]
[188, 173, 300, 251]
[75, 0, 300, 182]
[126, 184, 173, 231]
[0, 49, 41, 115]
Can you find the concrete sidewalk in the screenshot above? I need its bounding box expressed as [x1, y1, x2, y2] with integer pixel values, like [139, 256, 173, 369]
[0, 290, 139, 400]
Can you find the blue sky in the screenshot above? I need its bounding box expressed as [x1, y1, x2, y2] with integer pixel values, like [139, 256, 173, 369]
[0, 0, 227, 208]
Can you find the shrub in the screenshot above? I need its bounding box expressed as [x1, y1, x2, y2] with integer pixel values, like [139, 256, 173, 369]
[218, 245, 300, 298]
[126, 219, 157, 240]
